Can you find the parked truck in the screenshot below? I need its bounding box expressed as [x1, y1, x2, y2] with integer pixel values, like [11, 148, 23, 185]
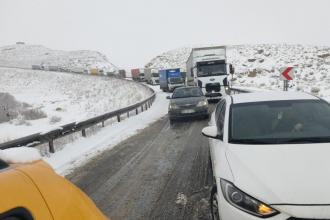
[186, 46, 234, 100]
[131, 68, 140, 81]
[131, 68, 146, 81]
[139, 68, 146, 82]
[118, 69, 126, 78]
[145, 68, 159, 85]
[159, 68, 185, 92]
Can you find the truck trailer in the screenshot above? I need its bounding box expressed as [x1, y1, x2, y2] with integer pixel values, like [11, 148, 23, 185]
[131, 68, 140, 81]
[145, 68, 159, 85]
[186, 46, 234, 100]
[159, 68, 185, 92]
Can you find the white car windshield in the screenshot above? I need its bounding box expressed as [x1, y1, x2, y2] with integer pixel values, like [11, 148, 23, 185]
[229, 100, 330, 144]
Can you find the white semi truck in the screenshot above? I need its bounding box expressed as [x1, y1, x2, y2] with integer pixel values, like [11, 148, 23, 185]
[145, 68, 160, 85]
[186, 46, 234, 100]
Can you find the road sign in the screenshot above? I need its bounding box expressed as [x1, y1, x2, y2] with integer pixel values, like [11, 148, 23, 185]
[280, 67, 295, 80]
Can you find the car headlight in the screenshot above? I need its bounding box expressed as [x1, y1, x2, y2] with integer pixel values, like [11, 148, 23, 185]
[197, 100, 208, 107]
[220, 179, 279, 218]
[169, 103, 179, 110]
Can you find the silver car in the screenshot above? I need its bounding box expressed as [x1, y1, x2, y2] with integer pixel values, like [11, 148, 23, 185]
[167, 86, 209, 123]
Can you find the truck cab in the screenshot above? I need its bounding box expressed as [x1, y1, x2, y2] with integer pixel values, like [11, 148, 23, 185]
[160, 68, 185, 92]
[150, 69, 159, 85]
[186, 46, 234, 100]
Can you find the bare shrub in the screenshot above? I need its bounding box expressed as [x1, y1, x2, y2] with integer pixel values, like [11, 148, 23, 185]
[49, 116, 62, 124]
[22, 108, 47, 120]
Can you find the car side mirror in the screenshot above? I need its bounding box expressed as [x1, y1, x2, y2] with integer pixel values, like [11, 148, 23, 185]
[229, 64, 235, 75]
[202, 126, 220, 139]
[223, 77, 228, 86]
[166, 96, 171, 99]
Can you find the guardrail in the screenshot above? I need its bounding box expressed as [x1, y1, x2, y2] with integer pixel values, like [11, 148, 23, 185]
[0, 84, 155, 153]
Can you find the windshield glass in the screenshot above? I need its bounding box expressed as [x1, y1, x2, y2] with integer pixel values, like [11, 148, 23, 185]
[172, 87, 203, 99]
[152, 73, 159, 77]
[230, 100, 330, 144]
[197, 62, 227, 77]
[169, 77, 183, 84]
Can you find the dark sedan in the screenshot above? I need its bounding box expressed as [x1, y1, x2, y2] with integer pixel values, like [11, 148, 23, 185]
[167, 87, 209, 122]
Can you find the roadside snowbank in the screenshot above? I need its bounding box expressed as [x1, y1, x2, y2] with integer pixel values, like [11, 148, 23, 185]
[45, 86, 169, 175]
[0, 147, 41, 164]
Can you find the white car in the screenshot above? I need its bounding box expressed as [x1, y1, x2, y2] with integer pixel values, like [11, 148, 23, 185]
[202, 91, 330, 220]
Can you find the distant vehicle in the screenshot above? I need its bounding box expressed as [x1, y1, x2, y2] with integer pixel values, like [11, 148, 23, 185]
[0, 148, 108, 220]
[31, 65, 42, 70]
[48, 66, 59, 71]
[167, 86, 209, 123]
[145, 68, 159, 85]
[203, 91, 330, 220]
[186, 46, 234, 100]
[71, 67, 85, 74]
[159, 68, 185, 92]
[90, 68, 100, 75]
[131, 68, 144, 81]
[118, 69, 126, 78]
[139, 68, 146, 82]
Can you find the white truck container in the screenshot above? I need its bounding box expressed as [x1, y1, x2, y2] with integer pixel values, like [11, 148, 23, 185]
[186, 46, 234, 100]
[145, 68, 159, 85]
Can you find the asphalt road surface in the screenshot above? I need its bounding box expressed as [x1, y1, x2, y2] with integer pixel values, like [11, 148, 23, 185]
[68, 114, 214, 220]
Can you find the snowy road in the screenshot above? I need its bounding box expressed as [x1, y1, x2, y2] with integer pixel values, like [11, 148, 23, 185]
[68, 113, 214, 220]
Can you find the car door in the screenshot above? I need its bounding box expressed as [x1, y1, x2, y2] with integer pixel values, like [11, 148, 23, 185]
[0, 165, 53, 220]
[209, 100, 227, 176]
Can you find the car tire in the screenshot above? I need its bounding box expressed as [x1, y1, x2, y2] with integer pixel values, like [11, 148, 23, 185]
[210, 186, 220, 220]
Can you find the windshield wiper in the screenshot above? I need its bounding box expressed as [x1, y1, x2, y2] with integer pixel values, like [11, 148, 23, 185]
[284, 137, 330, 144]
[230, 139, 273, 145]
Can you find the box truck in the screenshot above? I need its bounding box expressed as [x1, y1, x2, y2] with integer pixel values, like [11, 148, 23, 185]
[186, 46, 234, 100]
[159, 68, 185, 92]
[145, 68, 159, 85]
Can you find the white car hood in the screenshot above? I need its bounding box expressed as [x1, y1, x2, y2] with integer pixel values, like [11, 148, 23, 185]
[226, 143, 330, 205]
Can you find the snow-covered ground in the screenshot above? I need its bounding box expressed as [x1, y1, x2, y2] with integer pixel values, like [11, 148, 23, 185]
[146, 44, 330, 99]
[0, 44, 118, 73]
[0, 67, 152, 143]
[45, 86, 169, 175]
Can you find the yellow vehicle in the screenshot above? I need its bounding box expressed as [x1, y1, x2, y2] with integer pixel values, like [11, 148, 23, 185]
[0, 149, 108, 220]
[90, 68, 99, 75]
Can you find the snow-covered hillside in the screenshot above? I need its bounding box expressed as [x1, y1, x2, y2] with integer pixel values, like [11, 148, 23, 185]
[145, 47, 191, 70]
[0, 44, 118, 73]
[146, 44, 330, 98]
[0, 67, 152, 143]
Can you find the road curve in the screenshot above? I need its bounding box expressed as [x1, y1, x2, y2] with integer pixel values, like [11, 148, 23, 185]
[68, 114, 213, 220]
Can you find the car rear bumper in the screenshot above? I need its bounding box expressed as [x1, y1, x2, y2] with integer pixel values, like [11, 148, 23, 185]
[169, 107, 209, 120]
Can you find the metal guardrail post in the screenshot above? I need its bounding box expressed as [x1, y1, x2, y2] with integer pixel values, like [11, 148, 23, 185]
[136, 108, 138, 115]
[117, 115, 121, 122]
[82, 129, 86, 137]
[141, 105, 144, 112]
[127, 112, 130, 118]
[49, 140, 55, 153]
[102, 121, 105, 127]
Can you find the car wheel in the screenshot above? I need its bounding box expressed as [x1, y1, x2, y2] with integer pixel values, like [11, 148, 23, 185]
[211, 186, 220, 220]
[169, 118, 175, 125]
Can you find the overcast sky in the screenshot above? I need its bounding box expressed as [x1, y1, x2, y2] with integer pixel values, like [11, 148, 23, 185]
[1, 0, 330, 68]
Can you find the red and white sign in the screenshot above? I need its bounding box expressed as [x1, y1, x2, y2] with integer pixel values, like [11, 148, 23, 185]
[280, 67, 295, 80]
